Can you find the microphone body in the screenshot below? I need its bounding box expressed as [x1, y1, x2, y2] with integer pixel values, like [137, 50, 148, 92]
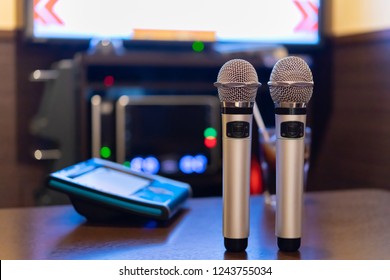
[275, 109, 306, 251]
[214, 59, 260, 252]
[268, 56, 314, 252]
[222, 108, 252, 252]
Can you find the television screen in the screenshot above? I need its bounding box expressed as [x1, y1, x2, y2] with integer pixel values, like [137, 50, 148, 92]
[27, 0, 321, 46]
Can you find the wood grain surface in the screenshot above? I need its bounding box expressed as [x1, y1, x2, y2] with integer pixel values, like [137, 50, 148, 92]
[0, 189, 388, 260]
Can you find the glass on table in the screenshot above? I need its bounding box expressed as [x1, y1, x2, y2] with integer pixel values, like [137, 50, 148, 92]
[259, 127, 311, 207]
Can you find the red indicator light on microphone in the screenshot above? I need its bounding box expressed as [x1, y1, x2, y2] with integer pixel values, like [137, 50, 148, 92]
[103, 75, 114, 87]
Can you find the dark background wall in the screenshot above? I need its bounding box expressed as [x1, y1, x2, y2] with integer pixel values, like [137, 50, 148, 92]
[309, 30, 390, 191]
[0, 31, 87, 207]
[0, 31, 19, 207]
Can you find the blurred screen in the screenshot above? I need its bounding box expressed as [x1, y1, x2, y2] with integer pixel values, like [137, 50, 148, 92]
[73, 167, 151, 197]
[124, 104, 218, 175]
[29, 0, 320, 45]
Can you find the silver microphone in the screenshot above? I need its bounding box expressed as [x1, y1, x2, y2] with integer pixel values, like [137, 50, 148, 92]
[268, 56, 314, 252]
[214, 59, 261, 252]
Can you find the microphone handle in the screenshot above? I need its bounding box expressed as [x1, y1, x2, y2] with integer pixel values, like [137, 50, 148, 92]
[275, 113, 306, 252]
[222, 113, 252, 252]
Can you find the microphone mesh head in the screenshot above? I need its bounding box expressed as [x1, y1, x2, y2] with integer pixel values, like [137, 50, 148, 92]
[216, 59, 258, 102]
[269, 56, 313, 104]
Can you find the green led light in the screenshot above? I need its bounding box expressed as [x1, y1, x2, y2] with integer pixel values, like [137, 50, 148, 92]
[123, 161, 130, 167]
[192, 41, 205, 52]
[100, 146, 111, 159]
[204, 127, 217, 138]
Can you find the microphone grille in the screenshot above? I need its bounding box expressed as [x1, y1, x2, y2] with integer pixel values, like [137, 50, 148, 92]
[269, 56, 313, 104]
[216, 59, 259, 102]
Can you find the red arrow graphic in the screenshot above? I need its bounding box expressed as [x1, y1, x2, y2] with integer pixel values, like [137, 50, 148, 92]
[308, 1, 318, 31]
[293, 0, 318, 32]
[45, 0, 64, 25]
[34, 0, 47, 24]
[34, 0, 63, 26]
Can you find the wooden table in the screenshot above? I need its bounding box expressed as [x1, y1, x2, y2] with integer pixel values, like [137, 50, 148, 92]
[0, 189, 389, 260]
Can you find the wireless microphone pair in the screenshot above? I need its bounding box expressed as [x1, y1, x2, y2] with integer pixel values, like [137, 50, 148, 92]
[214, 57, 314, 253]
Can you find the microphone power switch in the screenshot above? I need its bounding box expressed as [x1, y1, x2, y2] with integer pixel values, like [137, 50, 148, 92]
[281, 121, 304, 138]
[226, 121, 250, 138]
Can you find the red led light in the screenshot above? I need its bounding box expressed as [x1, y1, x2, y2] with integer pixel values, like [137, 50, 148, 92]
[103, 75, 114, 87]
[204, 137, 217, 148]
